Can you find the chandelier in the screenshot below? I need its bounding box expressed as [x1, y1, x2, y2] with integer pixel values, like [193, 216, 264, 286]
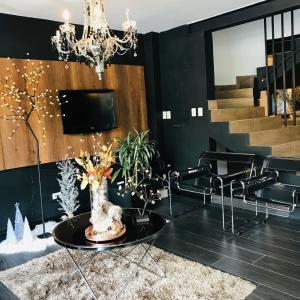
[51, 0, 138, 80]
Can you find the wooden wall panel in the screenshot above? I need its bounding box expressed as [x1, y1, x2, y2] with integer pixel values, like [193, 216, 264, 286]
[0, 58, 148, 170]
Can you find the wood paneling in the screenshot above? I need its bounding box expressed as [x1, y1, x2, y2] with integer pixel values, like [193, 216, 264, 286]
[0, 58, 148, 170]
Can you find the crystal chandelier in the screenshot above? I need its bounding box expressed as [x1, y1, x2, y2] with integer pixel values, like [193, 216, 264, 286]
[51, 0, 138, 80]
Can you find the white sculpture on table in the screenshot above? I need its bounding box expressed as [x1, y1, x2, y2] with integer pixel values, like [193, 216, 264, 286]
[89, 181, 124, 238]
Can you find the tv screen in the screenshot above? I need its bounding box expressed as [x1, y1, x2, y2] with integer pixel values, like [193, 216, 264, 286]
[59, 89, 117, 134]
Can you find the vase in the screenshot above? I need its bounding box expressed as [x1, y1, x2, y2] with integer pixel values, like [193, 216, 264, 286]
[89, 178, 108, 210]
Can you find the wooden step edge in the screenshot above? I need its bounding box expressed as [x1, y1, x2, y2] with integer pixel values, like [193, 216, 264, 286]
[251, 138, 300, 147]
[229, 115, 282, 123]
[272, 140, 300, 153]
[249, 125, 300, 135]
[215, 84, 236, 91]
[229, 116, 283, 133]
[215, 89, 253, 95]
[273, 152, 300, 159]
[210, 106, 264, 112]
[208, 97, 254, 101]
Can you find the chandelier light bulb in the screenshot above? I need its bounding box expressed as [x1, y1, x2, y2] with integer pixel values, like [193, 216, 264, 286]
[62, 9, 70, 23]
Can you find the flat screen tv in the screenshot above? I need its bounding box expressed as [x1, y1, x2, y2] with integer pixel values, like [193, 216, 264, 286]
[59, 89, 117, 134]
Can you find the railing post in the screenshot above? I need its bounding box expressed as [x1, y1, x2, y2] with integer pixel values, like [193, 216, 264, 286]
[271, 15, 277, 115]
[291, 10, 296, 126]
[264, 18, 271, 116]
[281, 13, 287, 126]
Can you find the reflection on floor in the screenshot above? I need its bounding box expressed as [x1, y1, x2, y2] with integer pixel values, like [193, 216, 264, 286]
[1, 194, 300, 300]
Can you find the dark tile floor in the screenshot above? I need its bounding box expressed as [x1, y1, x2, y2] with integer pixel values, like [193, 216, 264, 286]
[1, 195, 300, 299]
[155, 195, 300, 300]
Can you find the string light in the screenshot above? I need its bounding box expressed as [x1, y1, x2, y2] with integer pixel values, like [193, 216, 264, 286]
[0, 56, 67, 144]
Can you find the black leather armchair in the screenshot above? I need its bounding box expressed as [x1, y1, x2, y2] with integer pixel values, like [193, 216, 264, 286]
[230, 156, 299, 234]
[169, 151, 256, 230]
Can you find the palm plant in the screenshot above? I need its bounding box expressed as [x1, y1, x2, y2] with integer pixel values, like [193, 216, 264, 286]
[112, 130, 159, 214]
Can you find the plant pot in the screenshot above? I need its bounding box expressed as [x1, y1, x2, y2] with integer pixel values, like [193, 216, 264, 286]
[136, 213, 150, 224]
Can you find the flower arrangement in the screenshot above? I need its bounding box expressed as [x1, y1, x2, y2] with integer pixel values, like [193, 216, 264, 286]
[74, 137, 126, 241]
[75, 142, 115, 192]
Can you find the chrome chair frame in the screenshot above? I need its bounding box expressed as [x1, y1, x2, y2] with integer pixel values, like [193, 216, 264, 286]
[230, 156, 300, 234]
[168, 151, 256, 230]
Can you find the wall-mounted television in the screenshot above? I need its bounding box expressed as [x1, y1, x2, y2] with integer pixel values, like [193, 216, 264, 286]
[59, 89, 117, 134]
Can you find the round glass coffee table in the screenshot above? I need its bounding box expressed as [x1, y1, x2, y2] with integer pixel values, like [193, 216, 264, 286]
[53, 208, 166, 300]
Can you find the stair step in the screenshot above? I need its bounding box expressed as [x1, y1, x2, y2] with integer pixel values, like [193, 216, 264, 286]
[215, 88, 253, 99]
[208, 98, 254, 110]
[215, 84, 237, 92]
[236, 76, 255, 89]
[272, 140, 300, 156]
[229, 116, 282, 133]
[210, 107, 265, 122]
[250, 126, 300, 146]
[276, 153, 300, 159]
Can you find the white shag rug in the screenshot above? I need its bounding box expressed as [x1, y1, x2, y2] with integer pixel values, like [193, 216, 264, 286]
[0, 246, 255, 300]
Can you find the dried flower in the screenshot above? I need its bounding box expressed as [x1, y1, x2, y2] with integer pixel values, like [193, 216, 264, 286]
[76, 142, 115, 191]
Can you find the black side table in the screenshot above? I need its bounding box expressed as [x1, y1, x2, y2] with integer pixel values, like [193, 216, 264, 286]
[53, 208, 166, 299]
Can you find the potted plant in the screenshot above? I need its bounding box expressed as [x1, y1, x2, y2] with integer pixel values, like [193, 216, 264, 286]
[112, 130, 160, 220]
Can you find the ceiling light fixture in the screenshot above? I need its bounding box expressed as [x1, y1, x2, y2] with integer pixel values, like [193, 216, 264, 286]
[51, 0, 138, 80]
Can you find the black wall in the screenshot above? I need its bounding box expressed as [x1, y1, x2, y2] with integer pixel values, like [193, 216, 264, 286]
[0, 162, 91, 236]
[0, 13, 144, 235]
[0, 13, 144, 64]
[158, 27, 210, 169]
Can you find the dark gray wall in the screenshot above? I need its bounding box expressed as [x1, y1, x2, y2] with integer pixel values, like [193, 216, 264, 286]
[158, 27, 210, 169]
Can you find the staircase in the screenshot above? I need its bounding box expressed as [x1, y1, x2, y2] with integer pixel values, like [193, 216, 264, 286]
[209, 75, 300, 158]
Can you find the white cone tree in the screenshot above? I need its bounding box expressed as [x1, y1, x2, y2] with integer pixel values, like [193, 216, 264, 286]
[22, 217, 33, 243]
[14, 203, 24, 241]
[6, 218, 17, 244]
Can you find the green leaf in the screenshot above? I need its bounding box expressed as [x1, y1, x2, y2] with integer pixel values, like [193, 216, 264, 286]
[111, 168, 121, 183]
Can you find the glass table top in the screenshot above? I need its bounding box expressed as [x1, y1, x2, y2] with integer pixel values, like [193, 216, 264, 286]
[53, 208, 165, 251]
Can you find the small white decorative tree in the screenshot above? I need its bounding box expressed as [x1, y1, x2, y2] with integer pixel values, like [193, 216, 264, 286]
[22, 217, 33, 243]
[6, 218, 17, 244]
[14, 203, 24, 241]
[56, 159, 79, 219]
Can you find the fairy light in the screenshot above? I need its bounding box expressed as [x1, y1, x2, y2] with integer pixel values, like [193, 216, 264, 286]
[0, 56, 67, 144]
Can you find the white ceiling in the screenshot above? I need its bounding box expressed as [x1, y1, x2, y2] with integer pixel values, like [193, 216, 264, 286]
[0, 0, 266, 33]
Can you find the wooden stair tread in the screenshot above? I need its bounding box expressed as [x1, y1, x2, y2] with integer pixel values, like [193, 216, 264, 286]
[215, 88, 253, 99]
[229, 116, 282, 133]
[272, 140, 300, 156]
[250, 126, 300, 146]
[249, 125, 298, 134]
[274, 152, 300, 159]
[208, 98, 254, 110]
[210, 106, 265, 122]
[215, 84, 236, 91]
